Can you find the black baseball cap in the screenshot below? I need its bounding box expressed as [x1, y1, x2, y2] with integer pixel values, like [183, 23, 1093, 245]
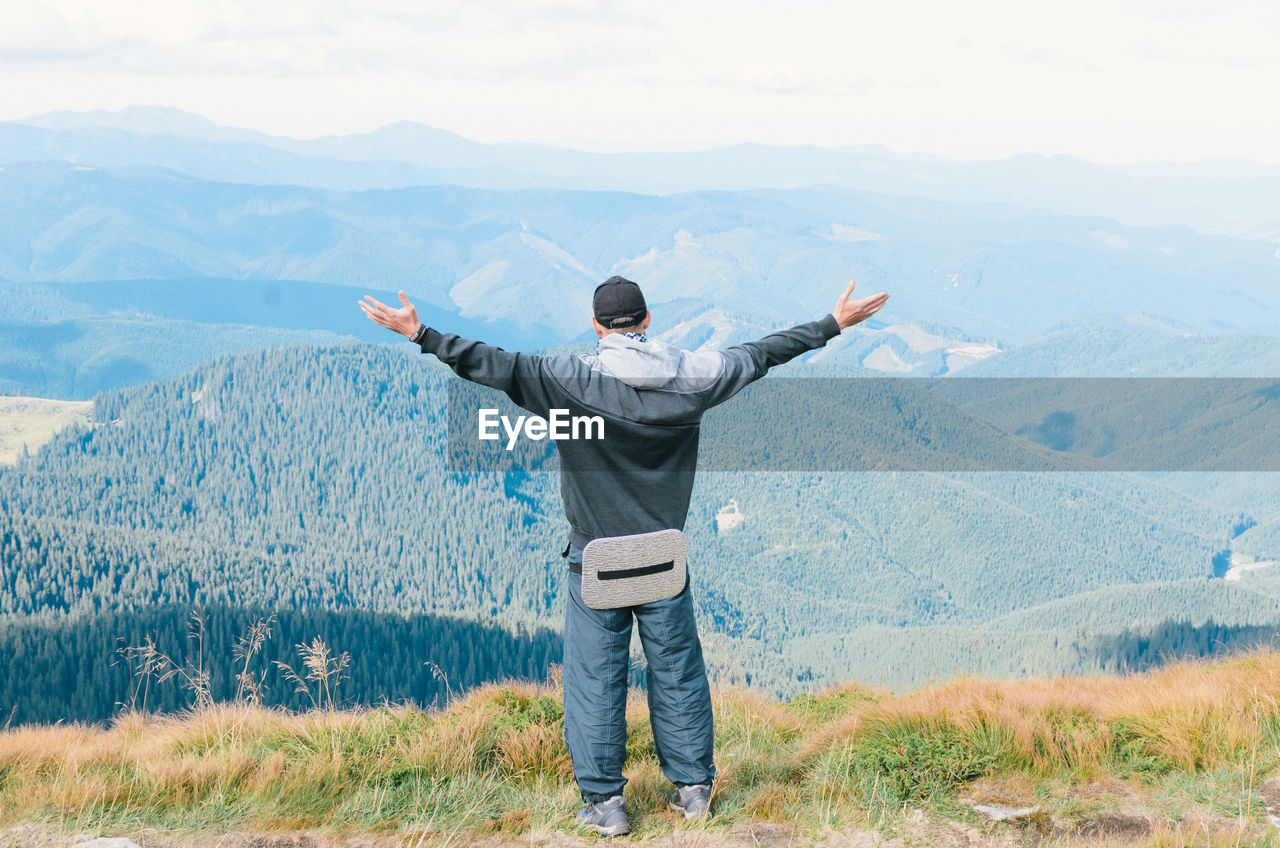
[593, 276, 648, 328]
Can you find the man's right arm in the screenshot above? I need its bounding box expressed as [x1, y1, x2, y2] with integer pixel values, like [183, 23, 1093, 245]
[359, 290, 556, 415]
[415, 325, 555, 415]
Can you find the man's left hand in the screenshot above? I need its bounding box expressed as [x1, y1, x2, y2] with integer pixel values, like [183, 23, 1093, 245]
[359, 290, 421, 337]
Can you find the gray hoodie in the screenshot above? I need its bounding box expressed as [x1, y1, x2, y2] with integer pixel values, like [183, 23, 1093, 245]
[418, 314, 841, 549]
[586, 334, 725, 392]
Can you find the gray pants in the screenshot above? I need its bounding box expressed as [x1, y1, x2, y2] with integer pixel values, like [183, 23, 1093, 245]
[563, 544, 716, 802]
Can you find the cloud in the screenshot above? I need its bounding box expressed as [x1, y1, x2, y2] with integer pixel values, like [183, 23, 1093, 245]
[702, 65, 874, 97]
[0, 0, 661, 79]
[1, 0, 343, 73]
[4, 0, 1280, 162]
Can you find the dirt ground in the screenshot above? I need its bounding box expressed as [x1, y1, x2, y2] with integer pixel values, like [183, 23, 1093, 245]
[7, 809, 1269, 848]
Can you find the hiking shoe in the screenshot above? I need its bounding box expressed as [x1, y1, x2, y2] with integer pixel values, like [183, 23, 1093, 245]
[576, 794, 631, 837]
[669, 783, 712, 820]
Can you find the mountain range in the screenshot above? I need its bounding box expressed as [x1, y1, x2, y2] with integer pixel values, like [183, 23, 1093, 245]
[3, 106, 1280, 721]
[9, 106, 1280, 240]
[4, 106, 1279, 392]
[1, 156, 1279, 398]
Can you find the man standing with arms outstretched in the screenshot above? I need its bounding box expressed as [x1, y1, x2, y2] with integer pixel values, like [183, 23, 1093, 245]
[360, 276, 888, 836]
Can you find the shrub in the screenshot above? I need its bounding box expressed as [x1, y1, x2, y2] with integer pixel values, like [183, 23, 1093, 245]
[840, 717, 1000, 801]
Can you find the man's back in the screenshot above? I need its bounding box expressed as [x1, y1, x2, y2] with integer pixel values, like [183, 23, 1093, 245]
[419, 315, 841, 548]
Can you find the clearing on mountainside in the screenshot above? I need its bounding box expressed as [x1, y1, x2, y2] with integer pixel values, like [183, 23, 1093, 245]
[0, 396, 93, 465]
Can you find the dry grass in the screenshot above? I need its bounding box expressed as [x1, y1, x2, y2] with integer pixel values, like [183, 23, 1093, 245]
[805, 653, 1280, 799]
[4, 653, 1280, 841]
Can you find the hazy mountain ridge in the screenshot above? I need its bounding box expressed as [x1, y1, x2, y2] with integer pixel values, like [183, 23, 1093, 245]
[2, 161, 1277, 354]
[4, 110, 1279, 400]
[10, 106, 1280, 239]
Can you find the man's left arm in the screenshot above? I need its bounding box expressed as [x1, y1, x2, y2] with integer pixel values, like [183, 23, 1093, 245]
[699, 280, 889, 409]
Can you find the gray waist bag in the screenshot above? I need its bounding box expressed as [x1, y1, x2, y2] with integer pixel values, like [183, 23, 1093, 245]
[580, 529, 687, 610]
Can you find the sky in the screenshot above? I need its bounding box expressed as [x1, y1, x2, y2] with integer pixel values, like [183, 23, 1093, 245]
[3, 0, 1279, 163]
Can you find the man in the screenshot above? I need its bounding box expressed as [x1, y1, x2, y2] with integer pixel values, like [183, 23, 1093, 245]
[360, 276, 888, 836]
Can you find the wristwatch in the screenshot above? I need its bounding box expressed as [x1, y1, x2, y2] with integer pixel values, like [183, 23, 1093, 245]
[408, 323, 427, 344]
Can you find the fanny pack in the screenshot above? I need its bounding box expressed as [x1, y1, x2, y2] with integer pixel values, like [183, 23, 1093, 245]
[571, 529, 687, 610]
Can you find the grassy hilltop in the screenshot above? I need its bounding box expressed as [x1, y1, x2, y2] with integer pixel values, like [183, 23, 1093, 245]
[5, 653, 1280, 846]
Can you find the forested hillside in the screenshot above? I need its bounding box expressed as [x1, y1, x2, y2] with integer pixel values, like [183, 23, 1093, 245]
[0, 604, 559, 725]
[4, 343, 1279, 721]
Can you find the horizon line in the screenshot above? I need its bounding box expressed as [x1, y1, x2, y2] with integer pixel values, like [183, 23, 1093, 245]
[8, 104, 1280, 170]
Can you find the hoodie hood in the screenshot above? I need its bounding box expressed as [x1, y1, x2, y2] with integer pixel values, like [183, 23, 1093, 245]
[582, 334, 725, 392]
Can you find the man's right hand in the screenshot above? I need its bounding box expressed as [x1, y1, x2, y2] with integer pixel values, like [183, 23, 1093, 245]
[359, 290, 421, 338]
[832, 279, 889, 330]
